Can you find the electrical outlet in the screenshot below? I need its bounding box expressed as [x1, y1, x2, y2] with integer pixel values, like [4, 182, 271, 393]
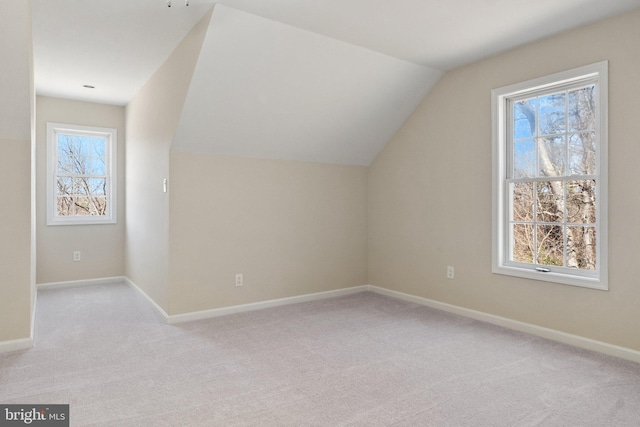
[235, 273, 243, 287]
[73, 251, 81, 262]
[447, 266, 454, 279]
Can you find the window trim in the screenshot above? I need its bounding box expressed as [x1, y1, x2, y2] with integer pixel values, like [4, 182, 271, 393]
[491, 61, 608, 290]
[46, 122, 118, 226]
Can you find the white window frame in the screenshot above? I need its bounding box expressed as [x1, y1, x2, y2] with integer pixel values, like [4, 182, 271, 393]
[491, 61, 608, 290]
[46, 123, 117, 226]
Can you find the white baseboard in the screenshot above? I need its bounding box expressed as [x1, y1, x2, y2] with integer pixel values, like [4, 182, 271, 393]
[366, 285, 640, 364]
[166, 285, 369, 324]
[0, 284, 37, 354]
[0, 337, 32, 353]
[26, 276, 640, 364]
[30, 288, 37, 344]
[123, 277, 366, 324]
[37, 276, 126, 289]
[123, 277, 170, 321]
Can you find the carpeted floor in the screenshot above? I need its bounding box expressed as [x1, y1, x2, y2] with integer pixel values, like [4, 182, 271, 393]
[1, 282, 639, 426]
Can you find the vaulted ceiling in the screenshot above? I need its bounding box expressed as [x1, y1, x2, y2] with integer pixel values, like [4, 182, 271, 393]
[171, 5, 441, 165]
[31, 0, 640, 164]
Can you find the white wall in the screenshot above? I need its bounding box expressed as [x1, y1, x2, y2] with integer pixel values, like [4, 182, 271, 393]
[35, 97, 126, 284]
[0, 0, 33, 344]
[368, 9, 640, 352]
[125, 10, 212, 311]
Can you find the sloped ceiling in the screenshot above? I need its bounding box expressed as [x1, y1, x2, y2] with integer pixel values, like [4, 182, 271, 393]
[32, 0, 640, 105]
[31, 0, 640, 165]
[171, 4, 442, 165]
[219, 0, 640, 70]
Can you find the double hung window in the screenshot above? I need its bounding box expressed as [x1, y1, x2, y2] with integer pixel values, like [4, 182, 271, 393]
[492, 62, 607, 290]
[47, 123, 117, 225]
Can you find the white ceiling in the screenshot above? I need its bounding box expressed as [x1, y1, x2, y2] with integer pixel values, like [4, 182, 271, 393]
[32, 0, 640, 106]
[219, 0, 640, 70]
[32, 0, 212, 106]
[31, 0, 640, 164]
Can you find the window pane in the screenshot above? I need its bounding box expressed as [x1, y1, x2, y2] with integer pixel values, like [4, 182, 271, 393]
[90, 157, 106, 175]
[69, 137, 89, 175]
[537, 225, 564, 266]
[90, 197, 107, 216]
[88, 178, 107, 196]
[567, 180, 596, 224]
[58, 155, 74, 174]
[513, 139, 536, 178]
[56, 177, 73, 196]
[512, 224, 534, 264]
[57, 135, 73, 155]
[568, 85, 596, 132]
[566, 226, 596, 270]
[75, 196, 91, 215]
[91, 138, 105, 158]
[538, 136, 565, 176]
[538, 92, 566, 136]
[514, 99, 536, 140]
[70, 155, 87, 175]
[568, 132, 596, 175]
[74, 178, 89, 195]
[74, 136, 91, 157]
[511, 182, 534, 221]
[536, 181, 563, 223]
[57, 196, 73, 216]
[91, 138, 106, 174]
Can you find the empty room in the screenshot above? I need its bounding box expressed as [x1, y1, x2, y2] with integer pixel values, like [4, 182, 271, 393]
[1, 0, 640, 425]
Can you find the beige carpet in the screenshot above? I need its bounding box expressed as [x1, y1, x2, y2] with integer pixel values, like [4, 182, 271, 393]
[1, 282, 639, 426]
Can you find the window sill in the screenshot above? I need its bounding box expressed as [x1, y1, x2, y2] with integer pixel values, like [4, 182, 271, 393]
[492, 264, 607, 291]
[47, 218, 117, 226]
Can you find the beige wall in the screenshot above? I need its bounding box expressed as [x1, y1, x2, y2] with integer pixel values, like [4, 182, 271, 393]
[168, 153, 368, 314]
[35, 97, 126, 284]
[126, 6, 369, 316]
[0, 0, 33, 344]
[125, 10, 212, 311]
[0, 139, 32, 342]
[368, 9, 640, 351]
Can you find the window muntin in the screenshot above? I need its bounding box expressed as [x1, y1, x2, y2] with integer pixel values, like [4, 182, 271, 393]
[492, 62, 607, 290]
[47, 123, 117, 225]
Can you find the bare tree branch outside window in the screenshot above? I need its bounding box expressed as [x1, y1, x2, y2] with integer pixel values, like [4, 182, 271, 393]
[56, 134, 108, 217]
[511, 84, 597, 271]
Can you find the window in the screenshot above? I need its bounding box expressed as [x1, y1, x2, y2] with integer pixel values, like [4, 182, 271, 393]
[47, 123, 117, 225]
[492, 62, 607, 290]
